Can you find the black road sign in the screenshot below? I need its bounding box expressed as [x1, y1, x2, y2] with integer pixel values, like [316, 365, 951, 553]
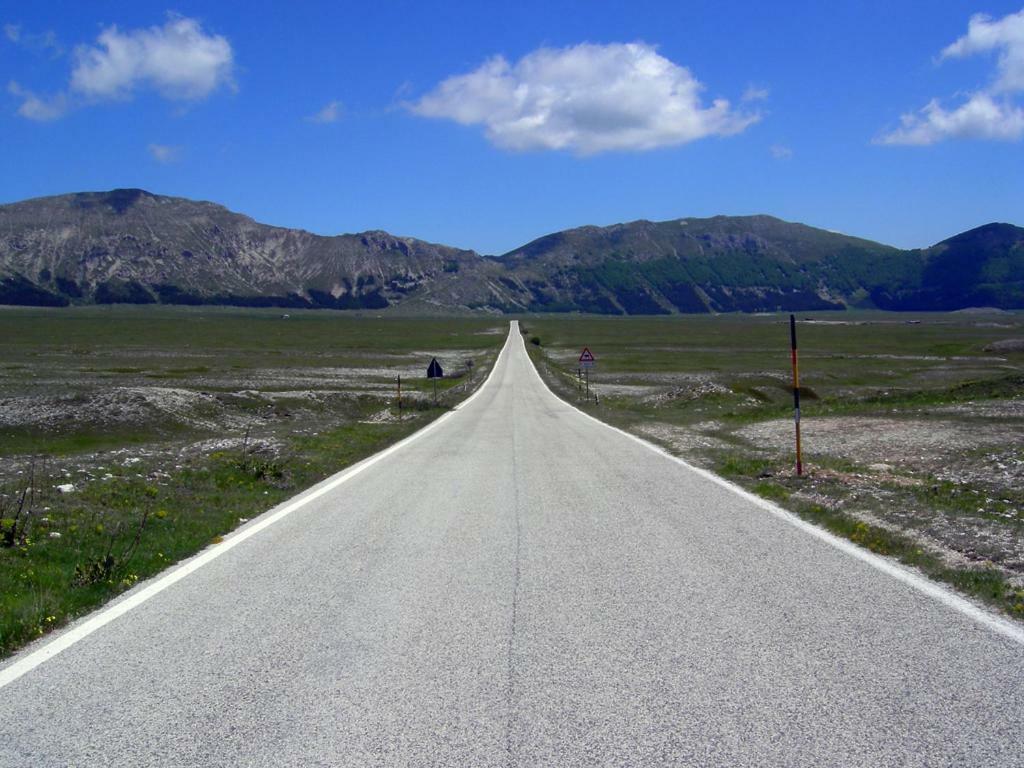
[427, 358, 444, 379]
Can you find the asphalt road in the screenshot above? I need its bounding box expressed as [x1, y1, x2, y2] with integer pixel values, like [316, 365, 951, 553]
[2, 322, 1022, 767]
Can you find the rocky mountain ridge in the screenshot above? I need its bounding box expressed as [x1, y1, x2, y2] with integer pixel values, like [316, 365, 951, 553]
[1, 189, 1021, 313]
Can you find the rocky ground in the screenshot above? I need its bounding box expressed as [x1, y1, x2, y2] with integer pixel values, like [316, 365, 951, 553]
[0, 352, 484, 498]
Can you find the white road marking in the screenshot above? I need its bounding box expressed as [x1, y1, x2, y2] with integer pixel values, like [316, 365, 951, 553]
[0, 329, 514, 690]
[520, 329, 1024, 647]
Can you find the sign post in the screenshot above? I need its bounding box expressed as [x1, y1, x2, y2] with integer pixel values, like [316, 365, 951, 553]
[789, 315, 803, 476]
[427, 357, 444, 405]
[579, 347, 596, 402]
[397, 374, 402, 420]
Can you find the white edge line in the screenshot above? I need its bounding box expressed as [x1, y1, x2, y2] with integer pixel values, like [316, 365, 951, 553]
[520, 330, 1024, 647]
[0, 324, 517, 689]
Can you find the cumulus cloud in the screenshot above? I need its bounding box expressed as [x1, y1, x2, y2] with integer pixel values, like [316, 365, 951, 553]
[409, 42, 759, 154]
[148, 143, 182, 163]
[941, 9, 1024, 93]
[8, 15, 233, 121]
[7, 80, 66, 120]
[70, 15, 233, 100]
[306, 100, 342, 123]
[879, 92, 1024, 145]
[770, 144, 793, 159]
[880, 8, 1024, 145]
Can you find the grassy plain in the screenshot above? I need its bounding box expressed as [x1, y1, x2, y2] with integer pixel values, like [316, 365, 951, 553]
[5, 305, 1022, 656]
[524, 311, 1024, 619]
[0, 306, 505, 657]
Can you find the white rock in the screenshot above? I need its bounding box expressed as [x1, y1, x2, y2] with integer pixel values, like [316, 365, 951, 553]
[56, 483, 75, 494]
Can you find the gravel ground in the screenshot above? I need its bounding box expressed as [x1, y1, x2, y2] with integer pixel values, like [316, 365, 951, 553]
[0, 358, 474, 493]
[735, 415, 1022, 477]
[0, 387, 242, 431]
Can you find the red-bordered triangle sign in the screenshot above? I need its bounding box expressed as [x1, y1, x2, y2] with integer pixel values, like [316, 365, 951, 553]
[579, 347, 596, 365]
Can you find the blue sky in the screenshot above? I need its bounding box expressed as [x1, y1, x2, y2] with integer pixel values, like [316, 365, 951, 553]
[2, 1, 1023, 254]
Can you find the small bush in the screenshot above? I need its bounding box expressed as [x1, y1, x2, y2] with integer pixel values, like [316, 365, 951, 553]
[237, 455, 285, 482]
[530, 336, 541, 346]
[73, 510, 150, 586]
[0, 459, 46, 548]
[236, 428, 286, 482]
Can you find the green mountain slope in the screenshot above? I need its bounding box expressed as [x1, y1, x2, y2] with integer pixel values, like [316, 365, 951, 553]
[870, 223, 1024, 311]
[497, 215, 917, 314]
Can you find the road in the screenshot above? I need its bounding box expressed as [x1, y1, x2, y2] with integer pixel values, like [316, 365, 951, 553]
[2, 321, 1022, 767]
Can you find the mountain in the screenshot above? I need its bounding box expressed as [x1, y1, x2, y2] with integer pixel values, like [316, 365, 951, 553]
[0, 189, 507, 311]
[0, 189, 1021, 314]
[869, 223, 1024, 311]
[491, 217, 1023, 314]
[496, 215, 914, 313]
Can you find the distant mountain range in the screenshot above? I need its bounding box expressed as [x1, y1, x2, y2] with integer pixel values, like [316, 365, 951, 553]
[1, 189, 1021, 313]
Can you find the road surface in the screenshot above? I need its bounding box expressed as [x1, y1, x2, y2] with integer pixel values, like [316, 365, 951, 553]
[2, 322, 1022, 767]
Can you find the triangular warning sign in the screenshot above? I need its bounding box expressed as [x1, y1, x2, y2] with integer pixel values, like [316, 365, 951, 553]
[427, 357, 443, 379]
[579, 347, 595, 363]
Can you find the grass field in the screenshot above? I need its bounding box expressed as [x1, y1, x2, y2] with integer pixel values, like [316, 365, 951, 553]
[0, 306, 505, 657]
[524, 311, 1024, 620]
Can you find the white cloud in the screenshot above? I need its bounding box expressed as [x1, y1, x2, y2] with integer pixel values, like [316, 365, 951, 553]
[392, 81, 414, 101]
[742, 85, 770, 102]
[409, 42, 759, 154]
[8, 15, 233, 121]
[70, 14, 233, 101]
[878, 92, 1024, 145]
[770, 144, 793, 159]
[4, 23, 62, 56]
[941, 9, 1024, 93]
[148, 143, 182, 163]
[306, 100, 342, 124]
[7, 80, 66, 121]
[880, 8, 1024, 145]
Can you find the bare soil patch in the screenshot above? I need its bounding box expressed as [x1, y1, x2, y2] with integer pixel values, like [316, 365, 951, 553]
[735, 415, 1021, 478]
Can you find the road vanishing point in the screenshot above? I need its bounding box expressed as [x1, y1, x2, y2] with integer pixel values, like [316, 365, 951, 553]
[2, 322, 1022, 767]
